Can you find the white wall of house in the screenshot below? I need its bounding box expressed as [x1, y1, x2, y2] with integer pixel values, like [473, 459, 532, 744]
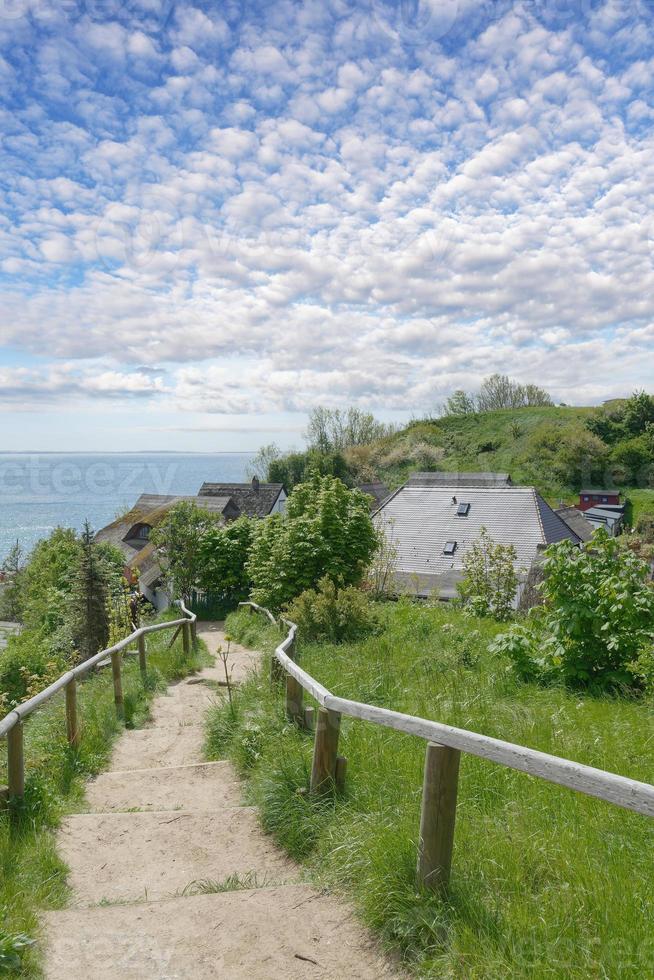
[140, 582, 172, 612]
[271, 489, 287, 514]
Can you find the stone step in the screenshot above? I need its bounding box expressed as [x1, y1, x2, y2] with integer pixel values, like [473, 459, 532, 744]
[58, 809, 297, 905]
[84, 761, 243, 813]
[108, 725, 206, 771]
[43, 885, 398, 979]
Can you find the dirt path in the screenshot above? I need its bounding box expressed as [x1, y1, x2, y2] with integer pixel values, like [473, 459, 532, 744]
[43, 623, 400, 979]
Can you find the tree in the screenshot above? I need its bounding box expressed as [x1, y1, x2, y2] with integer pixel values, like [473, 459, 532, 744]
[457, 527, 519, 620]
[492, 529, 654, 690]
[476, 374, 552, 411]
[247, 443, 282, 481]
[305, 406, 394, 453]
[268, 448, 351, 490]
[199, 516, 255, 607]
[150, 501, 219, 600]
[443, 389, 476, 417]
[441, 375, 553, 417]
[247, 475, 379, 609]
[622, 389, 654, 437]
[0, 541, 25, 622]
[69, 521, 111, 663]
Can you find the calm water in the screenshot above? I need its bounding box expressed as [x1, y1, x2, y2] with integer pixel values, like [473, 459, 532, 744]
[0, 453, 254, 563]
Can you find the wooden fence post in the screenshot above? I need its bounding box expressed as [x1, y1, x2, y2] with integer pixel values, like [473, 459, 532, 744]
[416, 741, 460, 894]
[285, 631, 304, 724]
[182, 621, 191, 658]
[65, 678, 80, 749]
[110, 651, 124, 721]
[138, 633, 147, 681]
[191, 618, 197, 645]
[310, 708, 341, 793]
[7, 722, 25, 800]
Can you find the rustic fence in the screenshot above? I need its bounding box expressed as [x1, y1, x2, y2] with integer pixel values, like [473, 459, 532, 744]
[241, 601, 654, 894]
[0, 602, 197, 805]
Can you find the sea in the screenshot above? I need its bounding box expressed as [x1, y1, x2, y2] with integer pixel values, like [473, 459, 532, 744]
[0, 452, 255, 563]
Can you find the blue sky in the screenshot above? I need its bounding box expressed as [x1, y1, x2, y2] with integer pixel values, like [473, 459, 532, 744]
[0, 0, 653, 451]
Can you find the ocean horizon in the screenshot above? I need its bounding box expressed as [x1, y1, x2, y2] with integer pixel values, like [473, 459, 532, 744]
[0, 452, 255, 563]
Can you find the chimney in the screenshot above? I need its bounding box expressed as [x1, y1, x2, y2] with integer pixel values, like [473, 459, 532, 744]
[251, 476, 260, 492]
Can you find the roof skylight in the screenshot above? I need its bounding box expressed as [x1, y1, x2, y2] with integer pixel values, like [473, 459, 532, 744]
[443, 541, 457, 556]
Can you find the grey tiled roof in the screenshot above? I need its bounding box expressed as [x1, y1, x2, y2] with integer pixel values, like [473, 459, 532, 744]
[376, 484, 581, 594]
[555, 506, 595, 542]
[198, 482, 284, 518]
[357, 482, 391, 508]
[406, 471, 512, 488]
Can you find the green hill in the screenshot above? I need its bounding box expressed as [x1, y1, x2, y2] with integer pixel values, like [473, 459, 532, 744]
[263, 396, 654, 512]
[377, 406, 594, 496]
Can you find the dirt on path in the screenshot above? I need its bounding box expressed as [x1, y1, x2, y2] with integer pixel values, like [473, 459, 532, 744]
[43, 622, 401, 979]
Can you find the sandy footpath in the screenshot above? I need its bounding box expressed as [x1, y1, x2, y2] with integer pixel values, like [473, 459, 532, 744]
[42, 623, 401, 979]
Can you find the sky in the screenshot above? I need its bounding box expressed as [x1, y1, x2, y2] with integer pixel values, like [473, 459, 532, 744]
[0, 0, 653, 452]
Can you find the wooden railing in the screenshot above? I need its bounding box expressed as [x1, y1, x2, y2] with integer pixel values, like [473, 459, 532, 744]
[0, 602, 197, 803]
[241, 601, 654, 894]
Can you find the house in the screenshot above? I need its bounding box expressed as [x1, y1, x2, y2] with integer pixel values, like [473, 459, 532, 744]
[95, 493, 240, 610]
[583, 505, 625, 537]
[374, 473, 581, 601]
[357, 481, 391, 510]
[198, 476, 286, 517]
[555, 505, 595, 543]
[578, 488, 621, 511]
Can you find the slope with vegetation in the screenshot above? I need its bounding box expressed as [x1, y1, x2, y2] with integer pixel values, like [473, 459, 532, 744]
[207, 602, 654, 978]
[249, 382, 654, 507]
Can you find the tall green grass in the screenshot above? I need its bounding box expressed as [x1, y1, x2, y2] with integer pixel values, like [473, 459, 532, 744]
[207, 603, 654, 978]
[0, 615, 207, 977]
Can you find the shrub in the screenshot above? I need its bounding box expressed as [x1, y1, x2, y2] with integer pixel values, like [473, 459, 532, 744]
[150, 501, 219, 599]
[635, 514, 654, 543]
[199, 516, 255, 607]
[492, 529, 654, 690]
[247, 475, 379, 609]
[285, 577, 379, 644]
[457, 527, 519, 621]
[0, 629, 70, 711]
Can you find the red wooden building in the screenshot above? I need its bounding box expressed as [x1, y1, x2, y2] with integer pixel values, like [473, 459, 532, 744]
[578, 489, 621, 512]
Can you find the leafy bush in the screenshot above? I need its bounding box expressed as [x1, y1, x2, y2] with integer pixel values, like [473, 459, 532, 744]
[0, 629, 70, 712]
[286, 577, 379, 644]
[248, 475, 379, 610]
[635, 513, 654, 543]
[457, 527, 519, 621]
[492, 529, 654, 690]
[199, 516, 255, 607]
[150, 500, 219, 599]
[522, 423, 609, 489]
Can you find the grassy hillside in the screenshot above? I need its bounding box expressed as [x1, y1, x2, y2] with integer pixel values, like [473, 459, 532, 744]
[374, 406, 593, 494]
[208, 603, 654, 978]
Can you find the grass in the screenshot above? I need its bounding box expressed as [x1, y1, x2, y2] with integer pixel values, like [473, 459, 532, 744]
[374, 405, 594, 493]
[206, 604, 654, 978]
[0, 613, 208, 977]
[624, 488, 654, 526]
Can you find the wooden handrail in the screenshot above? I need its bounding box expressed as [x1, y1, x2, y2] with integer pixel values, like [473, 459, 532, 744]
[240, 601, 654, 819]
[0, 601, 197, 739]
